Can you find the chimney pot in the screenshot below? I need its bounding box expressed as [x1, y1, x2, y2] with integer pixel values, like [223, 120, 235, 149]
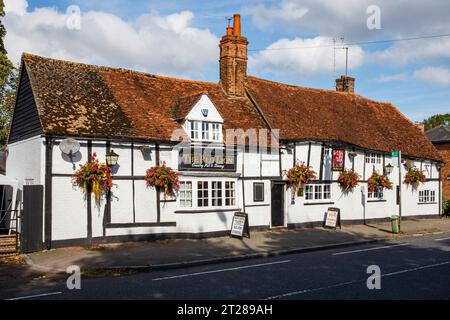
[226, 26, 233, 35]
[233, 14, 241, 36]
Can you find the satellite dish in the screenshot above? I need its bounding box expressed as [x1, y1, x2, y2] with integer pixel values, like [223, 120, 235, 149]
[59, 138, 80, 155]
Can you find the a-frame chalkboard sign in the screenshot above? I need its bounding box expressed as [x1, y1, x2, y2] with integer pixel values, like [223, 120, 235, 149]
[230, 212, 250, 239]
[324, 207, 341, 229]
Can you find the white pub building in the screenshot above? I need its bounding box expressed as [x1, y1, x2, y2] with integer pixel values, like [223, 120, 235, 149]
[5, 15, 443, 248]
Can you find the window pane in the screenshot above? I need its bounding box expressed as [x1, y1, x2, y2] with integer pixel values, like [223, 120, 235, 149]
[254, 183, 264, 202]
[197, 181, 208, 207]
[179, 182, 192, 207]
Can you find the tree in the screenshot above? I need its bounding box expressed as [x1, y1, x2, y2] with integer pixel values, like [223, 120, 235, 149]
[0, 0, 18, 147]
[422, 113, 450, 131]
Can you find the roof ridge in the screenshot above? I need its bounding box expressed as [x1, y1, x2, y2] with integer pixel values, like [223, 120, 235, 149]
[247, 75, 393, 106]
[22, 52, 218, 86]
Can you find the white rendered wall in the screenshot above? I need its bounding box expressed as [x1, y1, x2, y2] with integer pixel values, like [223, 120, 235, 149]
[6, 136, 44, 185]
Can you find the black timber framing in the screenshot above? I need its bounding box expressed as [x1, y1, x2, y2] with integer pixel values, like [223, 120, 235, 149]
[44, 137, 53, 249]
[87, 141, 93, 241]
[155, 143, 161, 223]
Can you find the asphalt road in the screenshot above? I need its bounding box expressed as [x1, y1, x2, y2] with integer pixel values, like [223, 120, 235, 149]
[2, 233, 450, 300]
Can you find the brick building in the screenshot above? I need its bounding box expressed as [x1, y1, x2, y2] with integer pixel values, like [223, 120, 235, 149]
[426, 125, 450, 199]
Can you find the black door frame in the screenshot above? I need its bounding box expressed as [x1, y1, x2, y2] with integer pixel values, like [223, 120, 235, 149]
[271, 180, 286, 228]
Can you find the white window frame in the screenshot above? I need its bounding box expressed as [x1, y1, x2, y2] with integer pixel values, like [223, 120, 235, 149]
[368, 188, 384, 200]
[366, 152, 382, 164]
[201, 122, 210, 140]
[190, 121, 199, 140]
[225, 181, 236, 207]
[211, 181, 223, 207]
[419, 190, 436, 204]
[197, 181, 209, 207]
[189, 121, 222, 143]
[212, 123, 221, 141]
[179, 179, 237, 209]
[179, 181, 192, 208]
[305, 184, 332, 202]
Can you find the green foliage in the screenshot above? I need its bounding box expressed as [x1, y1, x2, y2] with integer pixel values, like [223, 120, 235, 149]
[0, 0, 18, 147]
[443, 198, 450, 216]
[423, 113, 450, 131]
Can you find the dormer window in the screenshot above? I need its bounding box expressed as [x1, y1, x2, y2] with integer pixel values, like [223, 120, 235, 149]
[183, 93, 224, 143]
[188, 121, 221, 142]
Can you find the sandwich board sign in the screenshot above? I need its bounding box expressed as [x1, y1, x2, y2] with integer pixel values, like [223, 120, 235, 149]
[230, 212, 250, 239]
[324, 207, 341, 229]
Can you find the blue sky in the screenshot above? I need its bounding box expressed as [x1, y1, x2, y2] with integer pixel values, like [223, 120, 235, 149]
[5, 0, 450, 122]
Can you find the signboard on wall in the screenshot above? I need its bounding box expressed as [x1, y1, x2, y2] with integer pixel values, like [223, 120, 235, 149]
[332, 149, 345, 171]
[230, 212, 250, 239]
[324, 207, 341, 229]
[178, 147, 237, 172]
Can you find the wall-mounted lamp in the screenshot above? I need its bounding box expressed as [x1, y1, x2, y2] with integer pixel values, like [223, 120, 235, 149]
[106, 150, 119, 166]
[348, 152, 357, 160]
[384, 163, 394, 176]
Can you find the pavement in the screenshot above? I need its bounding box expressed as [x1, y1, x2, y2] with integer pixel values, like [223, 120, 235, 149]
[2, 230, 450, 300]
[22, 217, 450, 272]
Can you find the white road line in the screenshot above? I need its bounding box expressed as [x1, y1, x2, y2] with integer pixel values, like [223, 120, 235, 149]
[332, 243, 409, 256]
[265, 260, 450, 300]
[152, 260, 291, 281]
[6, 291, 63, 300]
[435, 237, 450, 242]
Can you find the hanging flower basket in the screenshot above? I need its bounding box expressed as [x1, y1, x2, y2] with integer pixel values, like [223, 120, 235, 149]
[338, 169, 360, 193]
[286, 163, 317, 196]
[144, 162, 180, 199]
[404, 167, 426, 188]
[72, 153, 112, 207]
[367, 172, 393, 192]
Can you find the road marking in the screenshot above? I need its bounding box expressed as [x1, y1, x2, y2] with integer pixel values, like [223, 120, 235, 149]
[6, 291, 63, 300]
[332, 243, 409, 256]
[265, 260, 450, 300]
[435, 236, 450, 242]
[152, 260, 291, 281]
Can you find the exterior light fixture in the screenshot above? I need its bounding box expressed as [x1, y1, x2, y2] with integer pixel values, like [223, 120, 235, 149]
[106, 150, 119, 167]
[384, 163, 394, 176]
[348, 152, 357, 159]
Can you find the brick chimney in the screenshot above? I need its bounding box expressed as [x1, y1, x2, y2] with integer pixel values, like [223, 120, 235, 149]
[335, 75, 355, 93]
[219, 14, 248, 97]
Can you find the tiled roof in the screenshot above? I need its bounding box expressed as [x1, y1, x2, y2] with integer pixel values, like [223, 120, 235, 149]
[246, 76, 441, 161]
[21, 53, 441, 161]
[426, 125, 450, 143]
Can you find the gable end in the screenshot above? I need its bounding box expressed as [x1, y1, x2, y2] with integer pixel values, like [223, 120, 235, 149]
[8, 67, 43, 144]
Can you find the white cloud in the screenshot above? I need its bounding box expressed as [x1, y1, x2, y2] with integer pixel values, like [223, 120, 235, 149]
[4, 2, 220, 80]
[413, 67, 450, 86]
[244, 0, 308, 30]
[370, 38, 450, 67]
[249, 37, 364, 79]
[375, 72, 409, 83]
[375, 67, 450, 87]
[4, 0, 28, 15]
